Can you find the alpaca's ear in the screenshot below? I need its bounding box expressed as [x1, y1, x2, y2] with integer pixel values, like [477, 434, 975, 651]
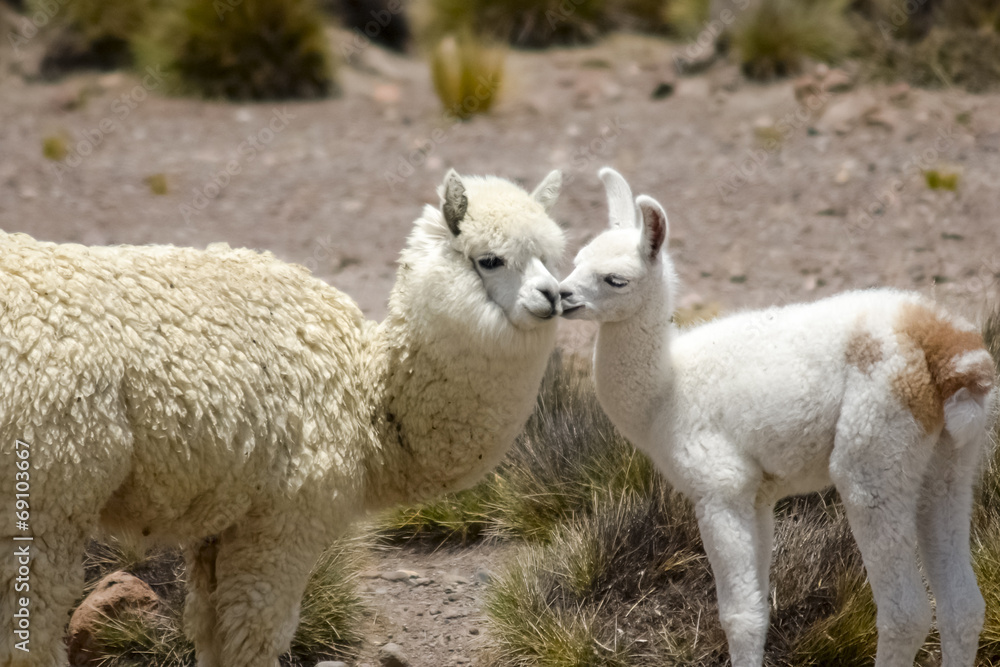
[441, 169, 467, 236]
[598, 167, 638, 230]
[530, 170, 562, 213]
[636, 195, 668, 263]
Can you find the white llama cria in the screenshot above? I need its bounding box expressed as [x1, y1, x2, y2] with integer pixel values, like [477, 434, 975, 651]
[0, 169, 565, 667]
[558, 167, 997, 667]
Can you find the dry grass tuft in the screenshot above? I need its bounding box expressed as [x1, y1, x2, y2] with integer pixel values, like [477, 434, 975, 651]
[428, 30, 505, 120]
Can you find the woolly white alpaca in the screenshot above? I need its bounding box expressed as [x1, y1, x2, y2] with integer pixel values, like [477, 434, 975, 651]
[0, 169, 566, 667]
[558, 168, 997, 667]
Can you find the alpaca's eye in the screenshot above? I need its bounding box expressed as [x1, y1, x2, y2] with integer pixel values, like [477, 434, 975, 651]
[477, 255, 505, 270]
[604, 275, 628, 288]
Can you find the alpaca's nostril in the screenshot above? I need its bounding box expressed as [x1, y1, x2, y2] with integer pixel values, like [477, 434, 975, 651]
[560, 290, 573, 300]
[540, 288, 558, 307]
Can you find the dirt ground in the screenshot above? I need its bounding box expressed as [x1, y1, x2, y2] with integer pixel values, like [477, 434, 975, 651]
[3, 19, 1000, 667]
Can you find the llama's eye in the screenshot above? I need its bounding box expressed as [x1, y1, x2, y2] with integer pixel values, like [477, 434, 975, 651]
[604, 275, 628, 288]
[477, 255, 505, 270]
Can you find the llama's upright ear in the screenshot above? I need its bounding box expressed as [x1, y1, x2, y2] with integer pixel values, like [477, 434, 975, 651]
[636, 195, 668, 263]
[441, 169, 467, 236]
[530, 170, 562, 213]
[598, 167, 637, 230]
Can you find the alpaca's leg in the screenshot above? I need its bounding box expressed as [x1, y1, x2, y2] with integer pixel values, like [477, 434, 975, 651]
[212, 516, 329, 667]
[1, 517, 89, 667]
[917, 433, 984, 667]
[831, 417, 935, 667]
[184, 537, 223, 667]
[696, 495, 769, 667]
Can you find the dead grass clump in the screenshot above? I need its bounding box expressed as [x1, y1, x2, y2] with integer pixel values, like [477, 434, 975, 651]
[428, 30, 505, 120]
[730, 0, 855, 79]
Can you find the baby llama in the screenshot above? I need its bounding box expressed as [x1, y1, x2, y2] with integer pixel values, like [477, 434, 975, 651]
[558, 167, 996, 667]
[0, 169, 566, 667]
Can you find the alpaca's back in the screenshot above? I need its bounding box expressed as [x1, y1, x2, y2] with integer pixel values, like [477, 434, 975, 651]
[0, 231, 369, 540]
[666, 289, 995, 497]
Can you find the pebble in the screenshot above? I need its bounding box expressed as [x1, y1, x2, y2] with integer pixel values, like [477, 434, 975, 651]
[316, 662, 348, 667]
[469, 627, 480, 635]
[382, 570, 420, 582]
[379, 643, 410, 667]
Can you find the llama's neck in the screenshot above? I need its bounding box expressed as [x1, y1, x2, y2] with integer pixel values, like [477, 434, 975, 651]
[360, 311, 554, 510]
[594, 287, 676, 451]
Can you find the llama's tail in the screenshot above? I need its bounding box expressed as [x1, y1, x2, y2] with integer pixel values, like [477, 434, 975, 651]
[896, 302, 997, 448]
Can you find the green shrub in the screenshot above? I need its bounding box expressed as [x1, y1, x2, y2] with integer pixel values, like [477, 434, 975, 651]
[730, 0, 855, 79]
[663, 0, 711, 38]
[138, 0, 336, 100]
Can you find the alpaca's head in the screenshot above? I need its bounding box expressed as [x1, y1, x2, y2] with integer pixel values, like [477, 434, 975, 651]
[393, 169, 566, 350]
[559, 167, 677, 323]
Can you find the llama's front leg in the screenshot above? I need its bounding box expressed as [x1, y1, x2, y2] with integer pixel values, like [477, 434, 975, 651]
[212, 516, 329, 667]
[695, 496, 769, 667]
[184, 537, 223, 667]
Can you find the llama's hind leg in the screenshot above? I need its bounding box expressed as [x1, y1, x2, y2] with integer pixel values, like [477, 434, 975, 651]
[212, 516, 329, 667]
[917, 432, 984, 667]
[831, 420, 935, 667]
[184, 537, 223, 667]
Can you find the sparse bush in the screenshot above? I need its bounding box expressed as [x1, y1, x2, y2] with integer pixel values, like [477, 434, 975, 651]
[663, 0, 711, 38]
[138, 0, 336, 100]
[428, 30, 505, 119]
[730, 0, 855, 79]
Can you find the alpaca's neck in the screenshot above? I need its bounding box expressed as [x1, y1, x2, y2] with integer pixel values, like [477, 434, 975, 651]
[361, 312, 554, 510]
[594, 286, 676, 451]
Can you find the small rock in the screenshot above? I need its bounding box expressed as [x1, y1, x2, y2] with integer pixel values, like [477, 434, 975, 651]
[888, 82, 911, 105]
[382, 570, 420, 582]
[430, 608, 442, 616]
[316, 662, 348, 667]
[379, 643, 410, 667]
[793, 74, 821, 105]
[406, 577, 432, 587]
[820, 68, 853, 93]
[651, 81, 674, 100]
[469, 627, 480, 635]
[68, 571, 159, 666]
[372, 83, 401, 105]
[445, 611, 467, 620]
[473, 568, 494, 584]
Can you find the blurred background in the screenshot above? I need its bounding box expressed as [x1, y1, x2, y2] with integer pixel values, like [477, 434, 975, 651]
[2, 0, 1000, 665]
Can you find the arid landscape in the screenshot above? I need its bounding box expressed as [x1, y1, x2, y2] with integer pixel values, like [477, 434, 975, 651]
[3, 1, 1000, 664]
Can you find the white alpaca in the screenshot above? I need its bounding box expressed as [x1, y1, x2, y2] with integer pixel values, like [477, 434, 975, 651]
[558, 168, 997, 667]
[0, 169, 566, 667]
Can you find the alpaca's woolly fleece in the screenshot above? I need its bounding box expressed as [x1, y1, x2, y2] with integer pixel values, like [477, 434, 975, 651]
[559, 169, 995, 667]
[0, 170, 565, 667]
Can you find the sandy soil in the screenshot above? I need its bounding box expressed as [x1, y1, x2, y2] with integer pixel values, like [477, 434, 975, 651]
[3, 20, 1000, 667]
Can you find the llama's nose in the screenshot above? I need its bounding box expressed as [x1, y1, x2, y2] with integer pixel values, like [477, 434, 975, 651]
[559, 290, 573, 300]
[540, 287, 558, 308]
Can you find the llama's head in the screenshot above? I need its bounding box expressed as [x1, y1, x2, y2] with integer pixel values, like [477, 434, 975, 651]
[393, 169, 566, 351]
[559, 167, 677, 323]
